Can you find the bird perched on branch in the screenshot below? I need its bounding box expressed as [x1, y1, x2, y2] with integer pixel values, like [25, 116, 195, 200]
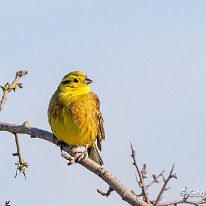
[48, 71, 105, 165]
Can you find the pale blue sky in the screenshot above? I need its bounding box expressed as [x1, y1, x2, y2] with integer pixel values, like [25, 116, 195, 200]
[0, 1, 206, 206]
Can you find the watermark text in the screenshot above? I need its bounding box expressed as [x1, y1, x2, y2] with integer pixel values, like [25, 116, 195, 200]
[180, 187, 206, 198]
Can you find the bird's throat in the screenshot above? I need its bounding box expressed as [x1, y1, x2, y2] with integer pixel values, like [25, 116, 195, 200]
[58, 85, 91, 102]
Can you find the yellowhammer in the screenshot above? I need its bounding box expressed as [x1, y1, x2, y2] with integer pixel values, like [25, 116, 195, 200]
[48, 71, 105, 165]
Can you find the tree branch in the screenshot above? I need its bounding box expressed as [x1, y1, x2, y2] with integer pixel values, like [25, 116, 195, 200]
[0, 70, 29, 178]
[5, 201, 11, 206]
[0, 70, 28, 112]
[0, 121, 149, 206]
[158, 198, 206, 206]
[146, 171, 164, 189]
[13, 133, 29, 179]
[154, 164, 177, 206]
[131, 143, 150, 203]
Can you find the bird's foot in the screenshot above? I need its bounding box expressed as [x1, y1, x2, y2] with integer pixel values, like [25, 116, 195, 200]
[67, 149, 88, 166]
[61, 145, 89, 166]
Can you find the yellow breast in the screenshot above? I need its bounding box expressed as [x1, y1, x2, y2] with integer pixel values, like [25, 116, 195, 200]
[48, 92, 98, 147]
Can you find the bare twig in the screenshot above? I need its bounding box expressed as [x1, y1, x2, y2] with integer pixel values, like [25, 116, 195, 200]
[146, 171, 165, 189]
[0, 70, 28, 112]
[13, 133, 29, 179]
[154, 164, 177, 206]
[97, 187, 113, 197]
[130, 143, 150, 204]
[0, 121, 149, 206]
[5, 201, 11, 206]
[0, 70, 28, 179]
[158, 198, 206, 206]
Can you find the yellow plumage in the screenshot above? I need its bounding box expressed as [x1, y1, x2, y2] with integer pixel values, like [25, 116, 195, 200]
[48, 71, 105, 165]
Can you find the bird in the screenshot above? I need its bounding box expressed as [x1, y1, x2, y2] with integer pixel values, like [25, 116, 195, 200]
[48, 71, 105, 165]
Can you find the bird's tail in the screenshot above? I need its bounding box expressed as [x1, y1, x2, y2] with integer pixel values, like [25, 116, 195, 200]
[88, 144, 103, 165]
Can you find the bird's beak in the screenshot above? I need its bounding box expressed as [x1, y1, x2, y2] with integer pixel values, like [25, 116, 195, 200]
[83, 78, 93, 84]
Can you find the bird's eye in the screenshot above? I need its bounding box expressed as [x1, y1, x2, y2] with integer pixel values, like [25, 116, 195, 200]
[74, 79, 78, 83]
[62, 80, 71, 84]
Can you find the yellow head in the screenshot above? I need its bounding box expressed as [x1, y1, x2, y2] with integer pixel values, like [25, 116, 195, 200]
[58, 71, 93, 96]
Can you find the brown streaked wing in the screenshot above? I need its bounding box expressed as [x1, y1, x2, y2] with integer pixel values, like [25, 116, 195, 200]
[90, 92, 105, 150]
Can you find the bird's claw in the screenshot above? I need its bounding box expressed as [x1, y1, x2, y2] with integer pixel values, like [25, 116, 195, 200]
[67, 150, 87, 165]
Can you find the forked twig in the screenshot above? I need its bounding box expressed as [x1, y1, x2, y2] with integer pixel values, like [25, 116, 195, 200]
[0, 70, 28, 112]
[146, 171, 165, 189]
[154, 164, 177, 206]
[5, 201, 11, 206]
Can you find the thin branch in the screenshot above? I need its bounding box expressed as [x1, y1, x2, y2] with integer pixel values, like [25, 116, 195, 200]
[146, 171, 165, 189]
[0, 121, 149, 206]
[5, 201, 11, 206]
[0, 70, 29, 179]
[130, 143, 150, 204]
[13, 133, 29, 179]
[97, 187, 113, 197]
[158, 198, 206, 206]
[0, 70, 28, 112]
[154, 164, 177, 206]
[14, 133, 22, 162]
